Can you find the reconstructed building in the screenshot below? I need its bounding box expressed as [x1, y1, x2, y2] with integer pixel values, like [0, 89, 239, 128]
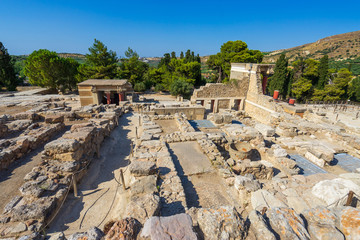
[191, 63, 274, 113]
[78, 79, 134, 106]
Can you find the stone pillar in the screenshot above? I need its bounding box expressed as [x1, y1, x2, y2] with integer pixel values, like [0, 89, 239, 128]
[91, 86, 99, 105]
[105, 92, 111, 104]
[213, 99, 219, 113]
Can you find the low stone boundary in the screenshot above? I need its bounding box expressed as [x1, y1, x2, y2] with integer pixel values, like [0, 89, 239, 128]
[0, 106, 124, 238]
[0, 123, 65, 171]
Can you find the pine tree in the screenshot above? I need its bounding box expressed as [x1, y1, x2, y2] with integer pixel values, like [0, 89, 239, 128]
[79, 39, 118, 80]
[317, 55, 329, 89]
[180, 51, 184, 59]
[268, 54, 289, 98]
[0, 42, 18, 91]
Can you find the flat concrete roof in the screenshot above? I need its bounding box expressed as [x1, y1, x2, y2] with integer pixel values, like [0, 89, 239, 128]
[78, 79, 129, 86]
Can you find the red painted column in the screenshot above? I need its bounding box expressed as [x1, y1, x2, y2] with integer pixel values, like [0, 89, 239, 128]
[106, 92, 111, 104]
[262, 76, 268, 94]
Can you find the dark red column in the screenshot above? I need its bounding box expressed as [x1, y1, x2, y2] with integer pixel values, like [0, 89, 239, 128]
[106, 92, 111, 104]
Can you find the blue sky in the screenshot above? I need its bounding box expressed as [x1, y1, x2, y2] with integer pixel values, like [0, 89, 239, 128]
[1, 0, 360, 57]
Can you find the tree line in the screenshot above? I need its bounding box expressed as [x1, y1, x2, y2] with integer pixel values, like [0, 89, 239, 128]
[2, 39, 359, 101]
[267, 54, 360, 102]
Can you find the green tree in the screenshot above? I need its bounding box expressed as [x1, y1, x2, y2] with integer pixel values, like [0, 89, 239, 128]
[158, 53, 171, 69]
[267, 54, 289, 98]
[78, 39, 118, 80]
[291, 77, 313, 102]
[312, 68, 352, 101]
[118, 48, 148, 86]
[317, 55, 329, 89]
[0, 42, 18, 91]
[207, 40, 263, 82]
[348, 77, 360, 101]
[171, 51, 176, 59]
[180, 51, 184, 59]
[170, 78, 193, 98]
[24, 49, 78, 91]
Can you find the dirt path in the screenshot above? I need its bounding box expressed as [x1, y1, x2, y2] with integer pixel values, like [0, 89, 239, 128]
[0, 127, 69, 211]
[168, 142, 236, 209]
[46, 113, 137, 236]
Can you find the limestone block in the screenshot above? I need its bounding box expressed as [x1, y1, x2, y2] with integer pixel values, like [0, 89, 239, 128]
[44, 138, 81, 155]
[312, 178, 360, 206]
[141, 214, 197, 239]
[305, 151, 325, 167]
[303, 207, 344, 240]
[197, 206, 246, 240]
[255, 123, 275, 137]
[45, 115, 64, 124]
[266, 207, 310, 240]
[248, 210, 276, 240]
[7, 120, 32, 131]
[125, 193, 160, 224]
[129, 161, 157, 177]
[68, 227, 104, 240]
[234, 175, 261, 192]
[105, 218, 141, 240]
[251, 189, 287, 210]
[333, 207, 360, 240]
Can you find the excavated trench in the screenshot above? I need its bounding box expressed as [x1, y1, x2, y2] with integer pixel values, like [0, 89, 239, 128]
[46, 113, 137, 236]
[167, 141, 235, 209]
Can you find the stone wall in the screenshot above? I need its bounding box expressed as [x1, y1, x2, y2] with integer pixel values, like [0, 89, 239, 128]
[0, 105, 124, 238]
[153, 106, 205, 120]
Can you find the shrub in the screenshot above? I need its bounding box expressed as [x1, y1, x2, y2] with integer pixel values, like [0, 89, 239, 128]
[170, 78, 193, 98]
[155, 83, 165, 92]
[134, 82, 146, 92]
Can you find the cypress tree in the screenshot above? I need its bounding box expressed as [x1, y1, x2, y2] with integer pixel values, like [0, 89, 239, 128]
[0, 42, 18, 91]
[268, 53, 288, 98]
[317, 55, 329, 89]
[180, 51, 184, 59]
[171, 51, 176, 59]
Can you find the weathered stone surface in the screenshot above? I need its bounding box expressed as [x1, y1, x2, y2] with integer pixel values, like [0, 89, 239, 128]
[3, 196, 22, 214]
[266, 207, 310, 240]
[333, 207, 360, 240]
[125, 193, 160, 224]
[255, 123, 275, 137]
[251, 189, 287, 210]
[11, 197, 56, 221]
[44, 138, 81, 154]
[9, 222, 27, 234]
[303, 207, 344, 240]
[197, 206, 246, 240]
[130, 175, 158, 196]
[311, 178, 360, 206]
[305, 151, 325, 167]
[48, 232, 65, 240]
[105, 218, 141, 240]
[234, 175, 261, 192]
[248, 210, 276, 240]
[129, 161, 157, 177]
[45, 115, 64, 124]
[141, 213, 197, 240]
[68, 227, 104, 240]
[7, 120, 32, 132]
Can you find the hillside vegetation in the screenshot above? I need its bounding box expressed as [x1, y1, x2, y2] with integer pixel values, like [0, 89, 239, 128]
[263, 31, 360, 75]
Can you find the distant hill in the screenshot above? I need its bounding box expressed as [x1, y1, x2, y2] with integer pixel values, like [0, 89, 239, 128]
[263, 30, 360, 63]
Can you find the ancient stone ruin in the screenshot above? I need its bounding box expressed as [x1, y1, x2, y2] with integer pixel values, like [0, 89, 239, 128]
[0, 71, 360, 239]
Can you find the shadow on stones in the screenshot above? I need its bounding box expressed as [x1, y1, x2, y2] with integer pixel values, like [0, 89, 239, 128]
[46, 113, 133, 233]
[167, 146, 200, 209]
[0, 125, 71, 183]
